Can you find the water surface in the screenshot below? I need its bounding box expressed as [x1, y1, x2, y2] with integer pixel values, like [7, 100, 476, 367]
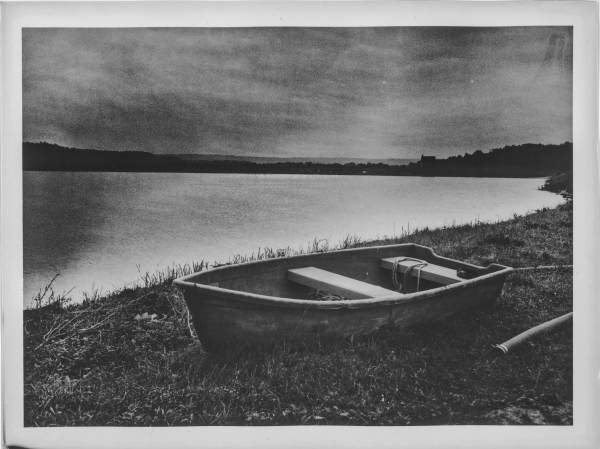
[23, 172, 563, 306]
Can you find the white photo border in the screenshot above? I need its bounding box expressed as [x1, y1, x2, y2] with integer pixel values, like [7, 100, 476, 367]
[2, 2, 598, 448]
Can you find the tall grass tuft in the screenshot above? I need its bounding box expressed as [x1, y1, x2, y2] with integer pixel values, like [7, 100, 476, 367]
[213, 235, 365, 268]
[136, 261, 209, 288]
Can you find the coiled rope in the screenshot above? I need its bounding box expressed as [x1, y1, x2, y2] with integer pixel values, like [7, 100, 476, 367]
[391, 257, 429, 293]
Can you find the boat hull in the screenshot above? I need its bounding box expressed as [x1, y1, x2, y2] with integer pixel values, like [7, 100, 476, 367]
[173, 244, 512, 350]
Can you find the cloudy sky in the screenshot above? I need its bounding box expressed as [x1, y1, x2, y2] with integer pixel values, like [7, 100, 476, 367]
[23, 27, 572, 159]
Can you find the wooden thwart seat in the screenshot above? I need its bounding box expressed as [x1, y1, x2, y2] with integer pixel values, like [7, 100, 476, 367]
[380, 257, 463, 285]
[288, 267, 396, 299]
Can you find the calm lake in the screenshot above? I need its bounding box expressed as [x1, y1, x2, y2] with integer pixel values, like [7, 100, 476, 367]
[23, 172, 564, 306]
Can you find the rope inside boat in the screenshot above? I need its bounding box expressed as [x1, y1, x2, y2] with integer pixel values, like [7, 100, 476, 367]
[392, 257, 429, 293]
[306, 290, 350, 302]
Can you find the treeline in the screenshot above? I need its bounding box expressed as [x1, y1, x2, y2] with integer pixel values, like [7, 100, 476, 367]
[22, 142, 183, 172]
[21, 142, 410, 175]
[428, 142, 573, 174]
[22, 141, 572, 177]
[445, 143, 572, 168]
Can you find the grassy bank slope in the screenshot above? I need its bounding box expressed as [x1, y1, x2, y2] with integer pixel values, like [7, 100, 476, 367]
[24, 201, 572, 426]
[540, 171, 573, 199]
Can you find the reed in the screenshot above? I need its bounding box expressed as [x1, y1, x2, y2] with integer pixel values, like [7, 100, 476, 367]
[136, 261, 209, 288]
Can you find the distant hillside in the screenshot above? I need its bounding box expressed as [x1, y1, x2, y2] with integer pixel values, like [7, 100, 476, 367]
[174, 154, 418, 166]
[23, 141, 572, 177]
[23, 142, 182, 172]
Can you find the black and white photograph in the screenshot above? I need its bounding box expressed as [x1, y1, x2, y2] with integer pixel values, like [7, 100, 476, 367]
[2, 2, 598, 448]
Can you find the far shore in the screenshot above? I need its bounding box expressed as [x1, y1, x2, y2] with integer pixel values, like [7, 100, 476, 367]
[23, 141, 573, 178]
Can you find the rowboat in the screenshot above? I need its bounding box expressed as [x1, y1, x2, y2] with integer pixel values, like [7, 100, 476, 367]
[173, 244, 512, 351]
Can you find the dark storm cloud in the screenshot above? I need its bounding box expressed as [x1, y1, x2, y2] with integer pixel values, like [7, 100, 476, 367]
[23, 27, 572, 158]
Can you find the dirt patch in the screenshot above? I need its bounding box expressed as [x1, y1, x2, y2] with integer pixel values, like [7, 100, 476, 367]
[482, 402, 572, 425]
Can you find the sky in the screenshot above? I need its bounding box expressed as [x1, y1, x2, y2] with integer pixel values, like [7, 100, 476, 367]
[23, 27, 572, 159]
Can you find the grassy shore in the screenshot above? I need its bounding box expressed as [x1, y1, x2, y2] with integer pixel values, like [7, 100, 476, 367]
[540, 171, 573, 199]
[24, 197, 572, 426]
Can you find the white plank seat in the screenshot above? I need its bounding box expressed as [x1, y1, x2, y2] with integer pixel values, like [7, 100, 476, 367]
[380, 257, 463, 285]
[288, 267, 396, 299]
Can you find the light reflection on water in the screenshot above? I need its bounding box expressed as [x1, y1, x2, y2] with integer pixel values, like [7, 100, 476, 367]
[23, 172, 563, 306]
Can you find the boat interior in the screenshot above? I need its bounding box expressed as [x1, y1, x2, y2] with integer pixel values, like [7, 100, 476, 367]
[179, 244, 508, 300]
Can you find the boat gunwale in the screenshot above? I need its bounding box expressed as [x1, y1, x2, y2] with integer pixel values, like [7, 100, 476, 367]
[172, 244, 513, 309]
